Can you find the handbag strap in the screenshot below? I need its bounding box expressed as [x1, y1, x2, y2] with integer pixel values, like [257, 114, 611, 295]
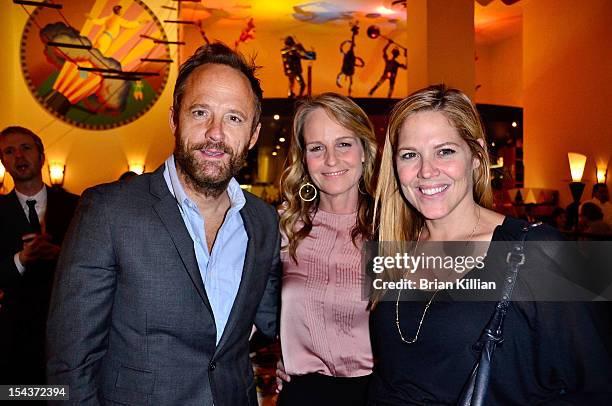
[458, 222, 541, 406]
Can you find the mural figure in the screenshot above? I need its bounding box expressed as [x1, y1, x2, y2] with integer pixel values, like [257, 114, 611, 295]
[22, 0, 171, 129]
[85, 5, 146, 54]
[368, 41, 406, 98]
[335, 22, 365, 97]
[235, 18, 256, 49]
[132, 80, 143, 101]
[281, 36, 316, 98]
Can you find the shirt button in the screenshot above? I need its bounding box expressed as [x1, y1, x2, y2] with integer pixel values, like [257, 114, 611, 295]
[209, 361, 216, 371]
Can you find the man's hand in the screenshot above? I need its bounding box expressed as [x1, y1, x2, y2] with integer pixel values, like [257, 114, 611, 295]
[275, 358, 290, 393]
[19, 233, 61, 266]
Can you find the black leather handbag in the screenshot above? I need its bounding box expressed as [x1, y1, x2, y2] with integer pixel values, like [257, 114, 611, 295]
[457, 223, 540, 406]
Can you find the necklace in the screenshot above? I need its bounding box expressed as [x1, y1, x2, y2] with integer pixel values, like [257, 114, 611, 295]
[395, 206, 481, 344]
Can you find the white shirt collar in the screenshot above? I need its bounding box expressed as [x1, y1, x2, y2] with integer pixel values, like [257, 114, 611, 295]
[15, 185, 47, 212]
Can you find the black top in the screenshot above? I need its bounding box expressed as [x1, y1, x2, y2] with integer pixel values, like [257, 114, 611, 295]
[368, 217, 612, 405]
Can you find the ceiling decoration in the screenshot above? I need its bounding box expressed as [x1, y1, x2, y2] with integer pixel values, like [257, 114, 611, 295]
[474, 0, 523, 44]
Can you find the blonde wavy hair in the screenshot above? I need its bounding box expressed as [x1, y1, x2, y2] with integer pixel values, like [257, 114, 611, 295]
[280, 93, 378, 263]
[370, 84, 493, 306]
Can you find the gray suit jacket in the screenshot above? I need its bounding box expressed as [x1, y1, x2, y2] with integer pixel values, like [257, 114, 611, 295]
[47, 166, 280, 405]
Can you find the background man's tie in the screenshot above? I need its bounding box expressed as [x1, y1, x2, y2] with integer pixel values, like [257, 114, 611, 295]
[26, 199, 41, 233]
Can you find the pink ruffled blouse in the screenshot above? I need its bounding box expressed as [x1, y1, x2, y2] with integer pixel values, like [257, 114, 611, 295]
[280, 209, 373, 377]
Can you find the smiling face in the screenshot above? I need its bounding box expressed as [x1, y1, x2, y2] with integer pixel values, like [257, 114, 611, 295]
[395, 110, 479, 221]
[0, 131, 44, 184]
[303, 108, 365, 208]
[171, 63, 260, 196]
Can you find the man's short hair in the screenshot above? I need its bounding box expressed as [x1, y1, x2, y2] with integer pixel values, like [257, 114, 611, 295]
[581, 202, 604, 222]
[593, 183, 608, 196]
[172, 42, 263, 133]
[0, 126, 45, 157]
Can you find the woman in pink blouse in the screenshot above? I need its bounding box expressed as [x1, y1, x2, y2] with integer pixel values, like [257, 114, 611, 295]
[276, 93, 378, 406]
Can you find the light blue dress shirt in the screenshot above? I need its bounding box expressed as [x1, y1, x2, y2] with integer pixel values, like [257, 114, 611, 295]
[163, 155, 248, 344]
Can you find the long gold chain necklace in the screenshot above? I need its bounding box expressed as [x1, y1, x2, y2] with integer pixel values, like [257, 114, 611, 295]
[395, 207, 481, 344]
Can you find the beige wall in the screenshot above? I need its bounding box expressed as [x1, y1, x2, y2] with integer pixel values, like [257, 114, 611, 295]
[4, 1, 610, 203]
[523, 0, 612, 206]
[406, 0, 475, 97]
[1, 1, 411, 194]
[475, 32, 522, 107]
[1, 0, 176, 195]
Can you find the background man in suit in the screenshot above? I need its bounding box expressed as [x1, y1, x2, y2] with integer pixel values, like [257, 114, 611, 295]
[47, 42, 281, 405]
[0, 126, 79, 384]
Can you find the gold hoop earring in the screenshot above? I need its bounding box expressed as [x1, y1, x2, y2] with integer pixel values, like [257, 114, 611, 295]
[298, 182, 317, 202]
[358, 179, 366, 195]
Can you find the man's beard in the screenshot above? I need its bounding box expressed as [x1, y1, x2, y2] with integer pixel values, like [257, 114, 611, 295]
[174, 132, 248, 198]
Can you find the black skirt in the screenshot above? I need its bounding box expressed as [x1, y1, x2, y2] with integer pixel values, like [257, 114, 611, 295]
[277, 372, 371, 406]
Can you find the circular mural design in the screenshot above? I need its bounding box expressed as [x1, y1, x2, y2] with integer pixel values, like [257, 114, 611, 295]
[20, 0, 171, 130]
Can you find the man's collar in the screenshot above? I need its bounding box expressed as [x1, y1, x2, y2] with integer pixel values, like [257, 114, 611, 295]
[15, 184, 47, 206]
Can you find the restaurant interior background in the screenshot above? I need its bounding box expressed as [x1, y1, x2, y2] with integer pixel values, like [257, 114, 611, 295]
[1, 0, 610, 215]
[0, 1, 610, 402]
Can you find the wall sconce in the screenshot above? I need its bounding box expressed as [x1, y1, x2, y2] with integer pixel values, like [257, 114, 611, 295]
[0, 161, 5, 192]
[596, 165, 608, 184]
[128, 162, 145, 175]
[48, 162, 65, 187]
[568, 152, 587, 183]
[567, 152, 587, 232]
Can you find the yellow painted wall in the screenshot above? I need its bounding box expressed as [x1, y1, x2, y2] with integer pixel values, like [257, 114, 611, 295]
[523, 0, 612, 206]
[475, 32, 522, 107]
[1, 0, 177, 195]
[427, 0, 475, 98]
[1, 1, 412, 194]
[406, 0, 475, 97]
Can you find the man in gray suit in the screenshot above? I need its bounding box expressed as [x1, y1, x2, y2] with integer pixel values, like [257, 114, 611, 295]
[47, 42, 280, 405]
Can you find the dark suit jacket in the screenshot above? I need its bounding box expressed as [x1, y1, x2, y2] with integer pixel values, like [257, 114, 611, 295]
[0, 186, 79, 384]
[47, 165, 281, 405]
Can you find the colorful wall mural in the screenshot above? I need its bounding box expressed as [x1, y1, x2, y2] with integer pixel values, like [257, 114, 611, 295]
[20, 0, 171, 130]
[178, 0, 408, 98]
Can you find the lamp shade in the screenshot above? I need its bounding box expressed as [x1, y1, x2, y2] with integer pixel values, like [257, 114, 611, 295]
[49, 163, 65, 186]
[567, 153, 587, 182]
[128, 162, 145, 175]
[596, 165, 607, 184]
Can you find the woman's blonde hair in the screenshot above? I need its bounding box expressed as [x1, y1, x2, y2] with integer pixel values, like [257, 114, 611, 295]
[280, 92, 378, 263]
[370, 84, 493, 306]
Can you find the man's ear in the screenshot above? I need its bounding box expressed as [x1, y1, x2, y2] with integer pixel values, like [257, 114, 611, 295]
[169, 107, 177, 135]
[248, 123, 261, 150]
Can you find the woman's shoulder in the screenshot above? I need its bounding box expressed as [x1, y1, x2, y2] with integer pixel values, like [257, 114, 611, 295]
[494, 216, 564, 242]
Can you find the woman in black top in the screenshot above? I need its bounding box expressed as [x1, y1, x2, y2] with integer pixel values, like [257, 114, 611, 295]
[369, 84, 612, 405]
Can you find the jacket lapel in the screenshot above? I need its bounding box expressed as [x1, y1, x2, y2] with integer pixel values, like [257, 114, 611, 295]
[45, 186, 63, 242]
[215, 199, 256, 352]
[149, 166, 213, 315]
[6, 191, 30, 234]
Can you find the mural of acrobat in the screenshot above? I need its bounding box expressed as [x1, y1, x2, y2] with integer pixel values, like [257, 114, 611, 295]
[336, 22, 365, 97]
[367, 25, 407, 98]
[281, 36, 316, 98]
